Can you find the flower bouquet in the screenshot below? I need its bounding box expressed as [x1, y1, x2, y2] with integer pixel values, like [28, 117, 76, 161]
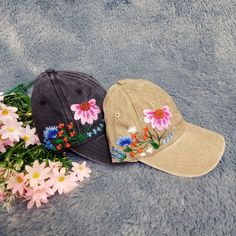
[0, 83, 91, 211]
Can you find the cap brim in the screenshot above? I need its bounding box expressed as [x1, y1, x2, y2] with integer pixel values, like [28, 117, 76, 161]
[140, 122, 225, 177]
[71, 134, 112, 164]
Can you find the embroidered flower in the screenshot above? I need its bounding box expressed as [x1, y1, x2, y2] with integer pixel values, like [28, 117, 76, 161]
[116, 136, 132, 147]
[128, 126, 137, 134]
[146, 147, 153, 154]
[43, 126, 58, 140]
[71, 99, 100, 125]
[143, 105, 171, 131]
[111, 147, 127, 162]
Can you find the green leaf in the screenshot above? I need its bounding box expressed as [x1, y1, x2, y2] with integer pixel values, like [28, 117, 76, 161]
[54, 139, 63, 144]
[123, 146, 132, 152]
[151, 142, 159, 149]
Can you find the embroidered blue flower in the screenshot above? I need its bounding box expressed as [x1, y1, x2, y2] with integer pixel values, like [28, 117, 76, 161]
[44, 140, 55, 150]
[111, 147, 126, 162]
[116, 136, 132, 147]
[43, 126, 58, 140]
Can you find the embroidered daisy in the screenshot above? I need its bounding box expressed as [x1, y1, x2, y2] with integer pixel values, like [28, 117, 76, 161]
[48, 167, 77, 195]
[146, 147, 153, 154]
[0, 119, 23, 142]
[0, 103, 19, 121]
[117, 136, 132, 147]
[143, 105, 171, 131]
[128, 126, 137, 134]
[70, 99, 100, 125]
[21, 125, 39, 148]
[72, 161, 91, 181]
[7, 173, 26, 195]
[25, 160, 50, 187]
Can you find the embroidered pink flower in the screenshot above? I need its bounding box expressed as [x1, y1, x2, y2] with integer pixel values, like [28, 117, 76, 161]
[48, 167, 77, 195]
[7, 173, 26, 195]
[70, 99, 100, 125]
[25, 160, 50, 187]
[24, 184, 54, 209]
[0, 119, 23, 142]
[0, 134, 14, 153]
[143, 105, 171, 131]
[72, 161, 91, 182]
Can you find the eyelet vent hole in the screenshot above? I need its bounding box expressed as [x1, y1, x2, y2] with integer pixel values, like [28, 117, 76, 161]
[115, 113, 120, 117]
[40, 100, 46, 105]
[151, 102, 155, 107]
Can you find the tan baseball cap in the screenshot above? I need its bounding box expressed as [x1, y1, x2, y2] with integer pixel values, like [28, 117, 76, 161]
[103, 79, 225, 177]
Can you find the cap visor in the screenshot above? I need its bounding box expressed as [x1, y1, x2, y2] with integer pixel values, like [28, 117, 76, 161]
[71, 134, 112, 164]
[140, 122, 225, 177]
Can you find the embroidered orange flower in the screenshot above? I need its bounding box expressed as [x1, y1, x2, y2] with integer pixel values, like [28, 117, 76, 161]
[131, 142, 137, 148]
[70, 131, 76, 137]
[130, 152, 136, 158]
[137, 148, 143, 153]
[58, 130, 64, 137]
[56, 144, 62, 151]
[131, 133, 137, 139]
[57, 123, 64, 129]
[67, 122, 73, 130]
[63, 137, 68, 143]
[143, 134, 148, 140]
[66, 143, 71, 148]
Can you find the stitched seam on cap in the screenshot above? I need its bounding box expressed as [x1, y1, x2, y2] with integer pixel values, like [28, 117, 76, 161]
[120, 84, 143, 129]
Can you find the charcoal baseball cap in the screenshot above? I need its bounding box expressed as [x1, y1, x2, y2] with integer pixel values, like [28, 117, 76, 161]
[31, 69, 111, 164]
[103, 79, 225, 177]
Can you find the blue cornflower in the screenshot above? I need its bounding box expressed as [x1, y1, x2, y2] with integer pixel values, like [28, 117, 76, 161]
[116, 136, 132, 147]
[43, 126, 58, 140]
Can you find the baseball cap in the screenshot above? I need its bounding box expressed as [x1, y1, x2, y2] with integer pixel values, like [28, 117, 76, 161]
[103, 79, 225, 177]
[31, 69, 111, 164]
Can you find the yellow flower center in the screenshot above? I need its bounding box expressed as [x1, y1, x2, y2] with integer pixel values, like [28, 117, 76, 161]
[78, 165, 84, 171]
[58, 176, 65, 182]
[16, 176, 24, 183]
[23, 135, 30, 141]
[154, 109, 164, 119]
[32, 172, 40, 179]
[2, 109, 9, 116]
[8, 127, 14, 132]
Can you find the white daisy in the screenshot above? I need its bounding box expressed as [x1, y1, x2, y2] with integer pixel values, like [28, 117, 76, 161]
[128, 126, 137, 134]
[146, 147, 153, 154]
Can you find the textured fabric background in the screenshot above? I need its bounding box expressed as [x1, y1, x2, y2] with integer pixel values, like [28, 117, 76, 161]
[0, 1, 235, 235]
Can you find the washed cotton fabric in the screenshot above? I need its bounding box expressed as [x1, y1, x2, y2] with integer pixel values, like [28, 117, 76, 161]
[0, 0, 235, 235]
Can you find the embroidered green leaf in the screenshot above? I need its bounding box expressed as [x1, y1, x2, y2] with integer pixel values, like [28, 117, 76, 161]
[151, 141, 159, 149]
[123, 146, 132, 152]
[54, 139, 63, 144]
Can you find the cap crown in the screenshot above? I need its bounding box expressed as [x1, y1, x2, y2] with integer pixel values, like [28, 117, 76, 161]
[103, 79, 186, 163]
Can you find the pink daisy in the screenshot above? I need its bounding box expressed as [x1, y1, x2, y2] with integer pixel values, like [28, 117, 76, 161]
[25, 160, 50, 187]
[70, 99, 100, 125]
[21, 125, 39, 148]
[48, 167, 78, 195]
[0, 103, 18, 121]
[0, 190, 5, 202]
[24, 183, 54, 209]
[0, 134, 14, 153]
[71, 161, 91, 182]
[0, 119, 23, 142]
[7, 173, 26, 195]
[143, 105, 172, 131]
